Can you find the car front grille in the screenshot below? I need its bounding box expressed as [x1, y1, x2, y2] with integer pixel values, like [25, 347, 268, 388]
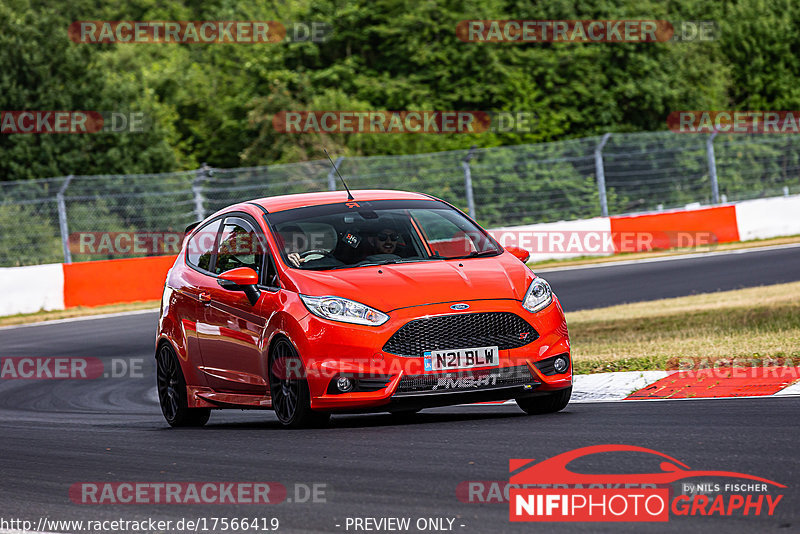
[394, 365, 538, 396]
[383, 312, 538, 357]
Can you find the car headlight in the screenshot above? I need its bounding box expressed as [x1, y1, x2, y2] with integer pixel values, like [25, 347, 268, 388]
[522, 277, 553, 313]
[300, 295, 389, 326]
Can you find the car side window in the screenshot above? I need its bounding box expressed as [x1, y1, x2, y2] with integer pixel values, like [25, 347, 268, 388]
[186, 219, 222, 272]
[214, 218, 265, 276]
[263, 251, 279, 288]
[410, 209, 477, 256]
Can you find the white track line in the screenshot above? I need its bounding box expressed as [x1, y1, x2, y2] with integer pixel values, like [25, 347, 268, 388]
[0, 308, 159, 331]
[534, 241, 800, 273]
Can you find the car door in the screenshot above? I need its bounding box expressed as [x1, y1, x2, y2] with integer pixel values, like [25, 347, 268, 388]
[172, 217, 224, 375]
[195, 214, 280, 395]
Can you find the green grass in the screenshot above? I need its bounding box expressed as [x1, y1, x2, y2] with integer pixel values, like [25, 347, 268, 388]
[568, 282, 800, 374]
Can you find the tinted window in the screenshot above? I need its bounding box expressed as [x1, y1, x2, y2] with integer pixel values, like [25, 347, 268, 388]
[410, 208, 480, 257]
[266, 199, 499, 270]
[263, 251, 278, 288]
[186, 219, 221, 271]
[214, 218, 266, 276]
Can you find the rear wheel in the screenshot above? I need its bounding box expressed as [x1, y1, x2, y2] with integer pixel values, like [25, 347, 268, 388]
[268, 338, 330, 428]
[156, 343, 210, 427]
[516, 387, 572, 415]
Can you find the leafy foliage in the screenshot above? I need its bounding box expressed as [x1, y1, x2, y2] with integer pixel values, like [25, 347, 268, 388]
[3, 0, 797, 180]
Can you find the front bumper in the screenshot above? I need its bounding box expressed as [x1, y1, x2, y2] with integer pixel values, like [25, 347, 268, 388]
[293, 297, 572, 412]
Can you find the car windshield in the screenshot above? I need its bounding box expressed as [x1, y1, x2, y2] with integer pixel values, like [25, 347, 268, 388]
[266, 198, 501, 270]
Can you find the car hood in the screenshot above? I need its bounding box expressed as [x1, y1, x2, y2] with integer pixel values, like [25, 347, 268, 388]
[284, 252, 535, 312]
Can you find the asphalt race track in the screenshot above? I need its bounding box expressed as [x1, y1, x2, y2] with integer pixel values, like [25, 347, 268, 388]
[540, 243, 800, 310]
[1, 245, 799, 533]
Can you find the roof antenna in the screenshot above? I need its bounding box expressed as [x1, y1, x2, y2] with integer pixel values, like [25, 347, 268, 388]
[323, 148, 354, 201]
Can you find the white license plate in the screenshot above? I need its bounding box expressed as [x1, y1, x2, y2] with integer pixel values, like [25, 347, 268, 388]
[424, 346, 499, 372]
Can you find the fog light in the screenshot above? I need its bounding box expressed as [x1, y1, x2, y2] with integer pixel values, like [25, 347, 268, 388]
[553, 356, 569, 373]
[336, 376, 354, 392]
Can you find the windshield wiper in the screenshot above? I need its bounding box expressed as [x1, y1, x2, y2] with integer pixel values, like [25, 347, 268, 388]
[321, 257, 443, 270]
[357, 257, 439, 268]
[314, 260, 400, 270]
[449, 250, 501, 260]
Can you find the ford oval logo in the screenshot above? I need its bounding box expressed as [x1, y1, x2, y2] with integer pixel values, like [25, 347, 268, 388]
[450, 303, 470, 310]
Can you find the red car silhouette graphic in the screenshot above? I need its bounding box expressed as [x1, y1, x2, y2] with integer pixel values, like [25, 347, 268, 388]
[510, 444, 785, 487]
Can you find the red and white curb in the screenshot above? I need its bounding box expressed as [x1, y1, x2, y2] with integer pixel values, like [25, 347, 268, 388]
[576, 367, 800, 401]
[571, 370, 670, 402]
[484, 367, 800, 405]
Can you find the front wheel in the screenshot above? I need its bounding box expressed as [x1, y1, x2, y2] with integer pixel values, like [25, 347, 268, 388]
[516, 387, 572, 415]
[268, 338, 330, 428]
[156, 343, 210, 427]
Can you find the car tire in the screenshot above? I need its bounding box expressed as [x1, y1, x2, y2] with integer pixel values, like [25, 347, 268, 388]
[269, 338, 331, 429]
[156, 343, 211, 427]
[516, 386, 572, 415]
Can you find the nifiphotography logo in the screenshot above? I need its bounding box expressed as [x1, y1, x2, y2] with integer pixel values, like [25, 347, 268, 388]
[509, 445, 785, 522]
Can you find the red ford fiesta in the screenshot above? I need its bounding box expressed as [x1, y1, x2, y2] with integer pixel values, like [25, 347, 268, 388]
[156, 190, 571, 428]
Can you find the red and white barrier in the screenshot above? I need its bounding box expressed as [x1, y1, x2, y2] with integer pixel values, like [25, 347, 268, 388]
[490, 217, 613, 262]
[735, 194, 800, 240]
[0, 263, 64, 316]
[0, 194, 798, 316]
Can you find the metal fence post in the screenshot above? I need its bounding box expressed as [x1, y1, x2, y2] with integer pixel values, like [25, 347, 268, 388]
[707, 131, 719, 204]
[56, 175, 74, 264]
[192, 163, 208, 221]
[594, 133, 611, 217]
[462, 145, 477, 220]
[327, 156, 344, 191]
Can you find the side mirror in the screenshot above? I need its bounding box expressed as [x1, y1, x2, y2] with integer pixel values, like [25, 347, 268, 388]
[217, 267, 261, 305]
[505, 245, 530, 264]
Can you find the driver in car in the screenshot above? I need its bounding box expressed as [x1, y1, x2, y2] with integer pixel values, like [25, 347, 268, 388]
[279, 225, 313, 267]
[367, 228, 401, 255]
